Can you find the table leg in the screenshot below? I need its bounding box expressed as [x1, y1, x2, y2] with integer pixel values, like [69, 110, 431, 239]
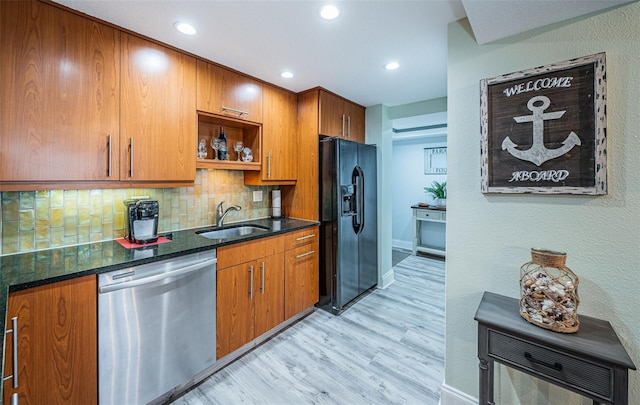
[412, 212, 418, 255]
[478, 357, 494, 405]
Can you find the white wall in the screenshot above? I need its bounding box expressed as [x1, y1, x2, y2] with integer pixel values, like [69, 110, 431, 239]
[446, 3, 640, 404]
[366, 105, 395, 288]
[391, 137, 446, 250]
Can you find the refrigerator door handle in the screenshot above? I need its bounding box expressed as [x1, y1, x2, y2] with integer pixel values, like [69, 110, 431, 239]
[352, 166, 364, 235]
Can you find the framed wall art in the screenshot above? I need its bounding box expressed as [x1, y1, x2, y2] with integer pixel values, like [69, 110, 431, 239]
[480, 53, 607, 195]
[424, 147, 447, 174]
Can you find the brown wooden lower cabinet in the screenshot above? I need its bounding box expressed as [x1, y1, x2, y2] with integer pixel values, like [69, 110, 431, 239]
[254, 253, 286, 337]
[216, 228, 319, 359]
[3, 275, 97, 405]
[284, 228, 319, 320]
[216, 236, 285, 359]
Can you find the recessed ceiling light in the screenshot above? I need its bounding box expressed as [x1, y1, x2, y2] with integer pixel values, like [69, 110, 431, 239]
[384, 61, 400, 71]
[319, 5, 340, 20]
[174, 22, 197, 36]
[281, 71, 294, 79]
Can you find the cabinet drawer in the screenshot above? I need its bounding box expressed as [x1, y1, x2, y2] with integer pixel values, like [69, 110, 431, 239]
[217, 235, 285, 269]
[488, 329, 613, 401]
[415, 209, 444, 221]
[284, 228, 319, 249]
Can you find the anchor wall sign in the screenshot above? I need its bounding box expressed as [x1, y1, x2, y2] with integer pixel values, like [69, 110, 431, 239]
[480, 53, 607, 195]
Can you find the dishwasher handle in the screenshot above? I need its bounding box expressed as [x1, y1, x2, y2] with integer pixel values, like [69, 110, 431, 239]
[99, 257, 217, 293]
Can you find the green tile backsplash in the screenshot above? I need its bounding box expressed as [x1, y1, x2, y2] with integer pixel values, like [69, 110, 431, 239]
[0, 170, 272, 256]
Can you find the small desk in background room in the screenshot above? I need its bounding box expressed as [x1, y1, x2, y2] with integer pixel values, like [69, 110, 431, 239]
[411, 204, 446, 257]
[475, 292, 636, 405]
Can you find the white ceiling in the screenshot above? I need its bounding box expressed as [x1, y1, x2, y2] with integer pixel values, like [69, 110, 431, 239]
[462, 0, 636, 45]
[53, 0, 635, 108]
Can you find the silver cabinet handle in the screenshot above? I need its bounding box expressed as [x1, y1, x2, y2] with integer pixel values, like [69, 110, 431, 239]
[295, 250, 315, 259]
[260, 262, 265, 294]
[267, 151, 272, 178]
[129, 137, 134, 178]
[3, 317, 18, 388]
[221, 106, 249, 116]
[341, 114, 345, 137]
[295, 234, 315, 241]
[249, 265, 254, 300]
[347, 116, 351, 138]
[11, 392, 18, 405]
[107, 134, 113, 177]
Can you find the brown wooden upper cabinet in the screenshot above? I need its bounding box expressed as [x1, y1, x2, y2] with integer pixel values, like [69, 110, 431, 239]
[245, 85, 297, 185]
[0, 0, 120, 185]
[197, 61, 263, 123]
[0, 1, 196, 189]
[318, 89, 365, 143]
[120, 34, 196, 183]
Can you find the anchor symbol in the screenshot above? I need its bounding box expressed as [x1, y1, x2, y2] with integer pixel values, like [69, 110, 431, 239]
[502, 95, 581, 166]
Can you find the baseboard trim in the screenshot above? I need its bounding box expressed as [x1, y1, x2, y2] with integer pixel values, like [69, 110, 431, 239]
[440, 383, 477, 405]
[392, 239, 412, 251]
[380, 268, 395, 289]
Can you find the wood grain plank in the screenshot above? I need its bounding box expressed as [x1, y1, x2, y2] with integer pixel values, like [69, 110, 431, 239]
[175, 254, 445, 405]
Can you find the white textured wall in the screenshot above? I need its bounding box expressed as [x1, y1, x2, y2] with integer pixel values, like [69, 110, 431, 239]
[391, 137, 446, 249]
[446, 3, 640, 404]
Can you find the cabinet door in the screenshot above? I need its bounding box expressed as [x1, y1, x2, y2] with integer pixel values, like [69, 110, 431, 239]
[284, 240, 319, 319]
[3, 276, 97, 405]
[216, 262, 256, 359]
[344, 101, 366, 143]
[318, 90, 345, 137]
[120, 33, 196, 182]
[197, 60, 263, 123]
[254, 253, 285, 337]
[245, 85, 297, 185]
[0, 1, 120, 183]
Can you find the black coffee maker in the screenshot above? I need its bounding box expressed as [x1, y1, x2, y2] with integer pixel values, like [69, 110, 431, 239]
[124, 199, 159, 244]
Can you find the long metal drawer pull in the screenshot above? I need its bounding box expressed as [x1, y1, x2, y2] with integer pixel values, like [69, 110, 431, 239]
[295, 250, 315, 259]
[98, 258, 217, 293]
[524, 352, 563, 371]
[249, 265, 254, 300]
[11, 392, 18, 405]
[108, 134, 113, 177]
[267, 151, 272, 178]
[3, 317, 18, 388]
[341, 114, 345, 137]
[129, 137, 134, 178]
[221, 106, 249, 116]
[260, 262, 265, 294]
[295, 234, 315, 241]
[347, 116, 351, 138]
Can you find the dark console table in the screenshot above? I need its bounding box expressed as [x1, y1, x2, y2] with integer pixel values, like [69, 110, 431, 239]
[474, 292, 636, 404]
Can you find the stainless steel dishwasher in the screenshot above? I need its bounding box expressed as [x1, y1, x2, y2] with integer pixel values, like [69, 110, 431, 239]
[98, 250, 217, 405]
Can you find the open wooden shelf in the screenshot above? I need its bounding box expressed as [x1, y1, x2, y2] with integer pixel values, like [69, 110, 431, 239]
[196, 159, 260, 171]
[196, 111, 262, 171]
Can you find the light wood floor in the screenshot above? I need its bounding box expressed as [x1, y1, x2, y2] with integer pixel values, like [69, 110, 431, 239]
[173, 254, 445, 405]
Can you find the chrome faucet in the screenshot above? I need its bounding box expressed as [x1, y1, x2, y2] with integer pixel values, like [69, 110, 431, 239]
[216, 201, 241, 227]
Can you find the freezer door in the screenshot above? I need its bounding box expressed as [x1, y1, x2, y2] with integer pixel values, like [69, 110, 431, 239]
[336, 139, 360, 309]
[357, 143, 378, 292]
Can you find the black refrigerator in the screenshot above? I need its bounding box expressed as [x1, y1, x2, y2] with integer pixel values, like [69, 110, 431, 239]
[319, 137, 378, 314]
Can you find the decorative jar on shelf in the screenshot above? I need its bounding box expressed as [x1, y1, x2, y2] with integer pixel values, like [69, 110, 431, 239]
[519, 248, 580, 333]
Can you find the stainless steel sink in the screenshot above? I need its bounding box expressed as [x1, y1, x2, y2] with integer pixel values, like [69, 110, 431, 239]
[197, 225, 269, 240]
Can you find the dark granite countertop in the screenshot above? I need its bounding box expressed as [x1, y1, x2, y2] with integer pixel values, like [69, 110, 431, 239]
[0, 217, 318, 392]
